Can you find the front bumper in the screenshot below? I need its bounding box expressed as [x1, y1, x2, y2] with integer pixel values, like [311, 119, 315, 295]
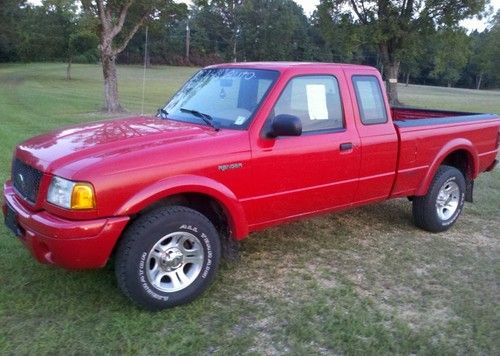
[2, 182, 129, 269]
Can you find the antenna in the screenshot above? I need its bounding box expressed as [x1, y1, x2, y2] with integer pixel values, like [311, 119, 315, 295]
[141, 26, 149, 116]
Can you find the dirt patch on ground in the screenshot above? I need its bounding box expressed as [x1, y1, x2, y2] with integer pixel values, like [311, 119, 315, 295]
[2, 75, 25, 87]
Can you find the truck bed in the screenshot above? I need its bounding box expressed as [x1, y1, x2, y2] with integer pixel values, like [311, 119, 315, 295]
[390, 107, 499, 198]
[391, 107, 497, 126]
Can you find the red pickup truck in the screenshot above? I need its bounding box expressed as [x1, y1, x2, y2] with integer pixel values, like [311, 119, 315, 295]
[3, 62, 499, 310]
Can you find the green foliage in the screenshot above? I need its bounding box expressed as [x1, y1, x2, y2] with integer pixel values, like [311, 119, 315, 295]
[69, 31, 99, 63]
[315, 5, 365, 62]
[431, 27, 471, 87]
[120, 5, 188, 65]
[317, 0, 490, 101]
[188, 0, 314, 62]
[467, 10, 500, 88]
[0, 0, 28, 62]
[238, 0, 312, 61]
[17, 0, 77, 62]
[0, 0, 99, 64]
[80, 0, 186, 57]
[0, 0, 498, 89]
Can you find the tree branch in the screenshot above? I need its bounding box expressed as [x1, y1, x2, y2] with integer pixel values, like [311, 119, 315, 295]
[350, 0, 367, 24]
[110, 0, 134, 39]
[401, 0, 407, 17]
[359, 1, 370, 22]
[96, 0, 109, 32]
[112, 14, 148, 55]
[403, 0, 415, 19]
[80, 0, 97, 14]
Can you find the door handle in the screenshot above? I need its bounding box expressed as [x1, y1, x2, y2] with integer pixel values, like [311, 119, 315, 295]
[340, 142, 353, 151]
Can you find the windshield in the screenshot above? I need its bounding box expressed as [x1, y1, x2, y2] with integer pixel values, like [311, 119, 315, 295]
[161, 68, 279, 129]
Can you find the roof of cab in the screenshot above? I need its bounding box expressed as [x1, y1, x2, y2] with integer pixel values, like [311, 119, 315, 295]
[207, 61, 375, 71]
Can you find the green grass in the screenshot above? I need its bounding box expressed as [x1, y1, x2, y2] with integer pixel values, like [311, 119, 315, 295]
[399, 83, 500, 113]
[0, 63, 499, 354]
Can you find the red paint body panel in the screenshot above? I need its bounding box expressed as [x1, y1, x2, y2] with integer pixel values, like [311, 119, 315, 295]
[3, 62, 500, 269]
[4, 183, 129, 269]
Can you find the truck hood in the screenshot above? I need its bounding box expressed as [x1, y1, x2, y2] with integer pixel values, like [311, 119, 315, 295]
[16, 116, 225, 173]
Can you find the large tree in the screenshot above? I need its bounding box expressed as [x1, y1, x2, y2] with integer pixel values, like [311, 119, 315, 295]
[193, 0, 243, 62]
[319, 0, 488, 104]
[467, 11, 500, 89]
[66, 15, 99, 80]
[16, 0, 77, 63]
[80, 0, 183, 112]
[316, 5, 364, 63]
[238, 0, 311, 61]
[431, 27, 470, 87]
[0, 0, 28, 62]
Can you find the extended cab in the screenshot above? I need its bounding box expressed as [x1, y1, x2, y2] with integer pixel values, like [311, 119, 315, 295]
[3, 63, 499, 310]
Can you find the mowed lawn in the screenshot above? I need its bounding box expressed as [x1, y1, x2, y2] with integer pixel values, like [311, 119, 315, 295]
[0, 63, 498, 354]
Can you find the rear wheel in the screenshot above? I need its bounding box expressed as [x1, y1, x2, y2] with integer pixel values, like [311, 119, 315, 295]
[412, 165, 466, 232]
[115, 206, 221, 310]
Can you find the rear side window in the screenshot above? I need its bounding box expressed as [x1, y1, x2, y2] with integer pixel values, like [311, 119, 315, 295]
[352, 76, 387, 125]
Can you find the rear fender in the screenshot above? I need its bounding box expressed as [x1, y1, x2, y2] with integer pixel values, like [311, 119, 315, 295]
[415, 139, 478, 196]
[115, 174, 249, 239]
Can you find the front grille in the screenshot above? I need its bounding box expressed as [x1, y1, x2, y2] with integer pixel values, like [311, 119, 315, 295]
[12, 159, 43, 203]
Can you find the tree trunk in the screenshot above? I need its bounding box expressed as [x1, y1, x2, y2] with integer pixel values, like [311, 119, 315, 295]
[93, 0, 150, 113]
[405, 72, 410, 87]
[101, 53, 122, 112]
[476, 73, 482, 90]
[379, 43, 401, 106]
[232, 36, 237, 62]
[185, 22, 190, 63]
[385, 62, 400, 105]
[66, 56, 72, 80]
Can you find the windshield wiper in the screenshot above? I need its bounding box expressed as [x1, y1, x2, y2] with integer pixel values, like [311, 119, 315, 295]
[157, 108, 169, 119]
[180, 108, 220, 131]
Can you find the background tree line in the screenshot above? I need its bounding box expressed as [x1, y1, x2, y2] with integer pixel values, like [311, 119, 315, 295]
[0, 0, 498, 110]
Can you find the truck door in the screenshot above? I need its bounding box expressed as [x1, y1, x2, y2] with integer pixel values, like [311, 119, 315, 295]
[244, 72, 361, 228]
[344, 69, 398, 205]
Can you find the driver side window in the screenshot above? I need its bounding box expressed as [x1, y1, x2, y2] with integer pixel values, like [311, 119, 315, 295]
[272, 75, 344, 133]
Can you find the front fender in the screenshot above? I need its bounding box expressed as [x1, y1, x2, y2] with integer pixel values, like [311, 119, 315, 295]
[415, 138, 478, 196]
[115, 174, 249, 239]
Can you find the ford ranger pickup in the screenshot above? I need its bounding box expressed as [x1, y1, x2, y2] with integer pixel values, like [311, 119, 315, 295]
[3, 62, 499, 310]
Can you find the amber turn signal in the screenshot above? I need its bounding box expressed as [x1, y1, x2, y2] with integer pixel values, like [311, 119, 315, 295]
[71, 183, 95, 209]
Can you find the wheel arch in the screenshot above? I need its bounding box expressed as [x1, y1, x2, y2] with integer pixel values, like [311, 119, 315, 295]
[115, 175, 249, 240]
[415, 138, 478, 196]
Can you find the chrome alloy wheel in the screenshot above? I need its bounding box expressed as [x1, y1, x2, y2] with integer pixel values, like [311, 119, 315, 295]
[435, 180, 460, 221]
[146, 232, 205, 292]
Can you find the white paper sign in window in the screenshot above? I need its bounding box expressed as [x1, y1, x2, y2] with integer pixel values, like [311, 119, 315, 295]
[306, 84, 329, 120]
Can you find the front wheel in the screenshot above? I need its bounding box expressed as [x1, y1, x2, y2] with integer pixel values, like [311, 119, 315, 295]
[412, 165, 466, 232]
[115, 206, 221, 310]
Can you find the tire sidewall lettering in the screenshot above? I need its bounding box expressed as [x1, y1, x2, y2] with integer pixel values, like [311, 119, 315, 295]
[200, 232, 213, 279]
[178, 226, 213, 279]
[138, 252, 169, 301]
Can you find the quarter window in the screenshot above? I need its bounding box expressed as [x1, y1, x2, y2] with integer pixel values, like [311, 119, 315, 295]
[352, 76, 388, 125]
[272, 75, 344, 133]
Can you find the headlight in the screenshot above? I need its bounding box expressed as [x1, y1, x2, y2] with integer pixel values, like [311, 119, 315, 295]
[47, 176, 95, 210]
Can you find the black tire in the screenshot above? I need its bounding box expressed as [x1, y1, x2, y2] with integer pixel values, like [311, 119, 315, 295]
[412, 165, 466, 232]
[115, 206, 221, 310]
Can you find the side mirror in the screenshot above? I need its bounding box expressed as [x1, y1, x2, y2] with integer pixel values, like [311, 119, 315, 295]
[268, 114, 302, 138]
